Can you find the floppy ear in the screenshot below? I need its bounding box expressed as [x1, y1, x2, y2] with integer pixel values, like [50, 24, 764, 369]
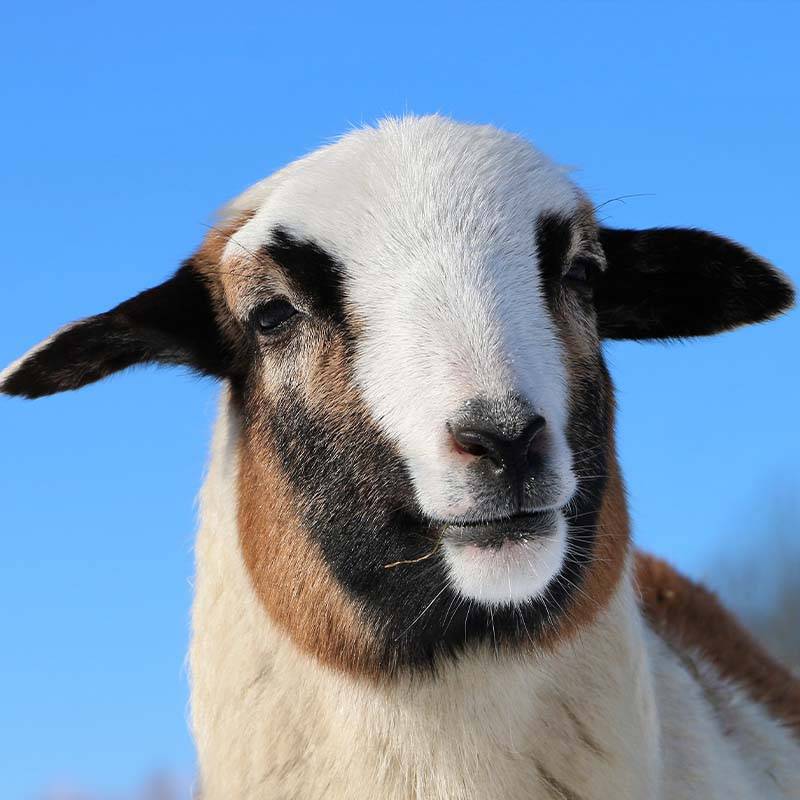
[1, 261, 235, 399]
[595, 227, 795, 340]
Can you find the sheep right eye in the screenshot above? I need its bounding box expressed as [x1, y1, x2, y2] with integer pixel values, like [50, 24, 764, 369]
[251, 297, 299, 335]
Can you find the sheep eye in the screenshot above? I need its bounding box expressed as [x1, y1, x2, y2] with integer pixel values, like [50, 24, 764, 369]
[563, 257, 596, 293]
[252, 297, 299, 335]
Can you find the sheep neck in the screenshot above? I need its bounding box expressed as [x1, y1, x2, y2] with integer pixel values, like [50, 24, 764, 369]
[189, 395, 660, 799]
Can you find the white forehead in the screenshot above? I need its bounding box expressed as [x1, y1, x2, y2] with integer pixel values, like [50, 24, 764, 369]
[222, 115, 582, 272]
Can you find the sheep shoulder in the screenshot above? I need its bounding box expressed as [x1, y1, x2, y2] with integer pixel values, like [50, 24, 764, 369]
[635, 550, 800, 736]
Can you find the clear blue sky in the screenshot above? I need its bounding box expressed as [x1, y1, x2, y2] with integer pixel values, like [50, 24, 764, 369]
[1, 2, 798, 796]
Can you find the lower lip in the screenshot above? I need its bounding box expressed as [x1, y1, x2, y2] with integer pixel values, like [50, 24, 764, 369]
[441, 512, 567, 605]
[442, 511, 558, 549]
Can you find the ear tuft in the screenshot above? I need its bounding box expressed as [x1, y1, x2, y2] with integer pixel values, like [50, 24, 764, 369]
[1, 262, 235, 399]
[595, 227, 795, 340]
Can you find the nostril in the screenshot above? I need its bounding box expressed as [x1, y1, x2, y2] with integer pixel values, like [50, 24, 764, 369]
[448, 425, 496, 460]
[523, 415, 547, 453]
[448, 413, 548, 473]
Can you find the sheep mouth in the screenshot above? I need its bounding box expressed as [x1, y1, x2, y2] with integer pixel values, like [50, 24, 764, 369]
[442, 510, 559, 550]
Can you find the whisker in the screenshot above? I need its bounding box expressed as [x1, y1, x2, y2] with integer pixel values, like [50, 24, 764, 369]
[394, 581, 449, 641]
[442, 592, 466, 635]
[592, 192, 655, 213]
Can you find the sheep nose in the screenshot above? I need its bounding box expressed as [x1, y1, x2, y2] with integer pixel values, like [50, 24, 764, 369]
[448, 414, 547, 478]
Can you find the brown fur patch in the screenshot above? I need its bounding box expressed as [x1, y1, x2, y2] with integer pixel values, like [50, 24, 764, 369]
[304, 329, 362, 414]
[193, 210, 258, 288]
[197, 217, 381, 678]
[238, 436, 381, 677]
[539, 284, 630, 651]
[636, 552, 800, 736]
[187, 211, 262, 376]
[540, 444, 630, 650]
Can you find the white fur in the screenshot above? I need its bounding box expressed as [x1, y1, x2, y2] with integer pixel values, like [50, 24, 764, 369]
[190, 397, 800, 799]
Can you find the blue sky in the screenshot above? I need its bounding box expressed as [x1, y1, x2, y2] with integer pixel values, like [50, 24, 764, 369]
[1, 2, 798, 796]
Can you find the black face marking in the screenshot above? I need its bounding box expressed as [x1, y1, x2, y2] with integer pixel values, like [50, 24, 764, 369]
[535, 213, 603, 313]
[596, 226, 795, 340]
[535, 213, 574, 306]
[241, 349, 612, 673]
[264, 228, 348, 326]
[0, 261, 237, 399]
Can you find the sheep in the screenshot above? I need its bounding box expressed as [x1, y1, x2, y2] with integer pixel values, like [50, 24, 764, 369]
[2, 115, 798, 800]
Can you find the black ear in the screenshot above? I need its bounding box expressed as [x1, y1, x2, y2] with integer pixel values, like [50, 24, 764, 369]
[1, 261, 235, 399]
[595, 227, 795, 340]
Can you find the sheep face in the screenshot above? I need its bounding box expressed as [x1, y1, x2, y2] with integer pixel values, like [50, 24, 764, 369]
[2, 116, 793, 678]
[210, 119, 614, 674]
